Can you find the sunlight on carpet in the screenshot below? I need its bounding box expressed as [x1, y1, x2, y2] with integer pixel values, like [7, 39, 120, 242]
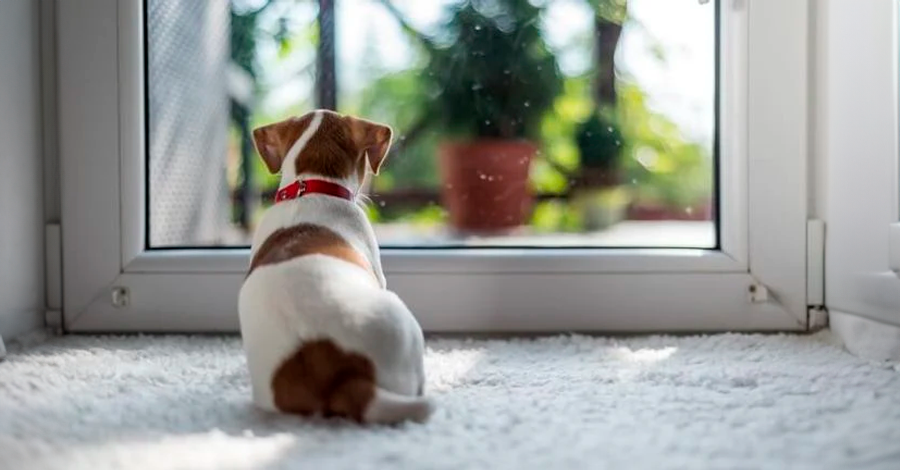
[1, 332, 899, 470]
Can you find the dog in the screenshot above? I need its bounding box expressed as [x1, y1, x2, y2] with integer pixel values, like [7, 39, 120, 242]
[238, 109, 432, 424]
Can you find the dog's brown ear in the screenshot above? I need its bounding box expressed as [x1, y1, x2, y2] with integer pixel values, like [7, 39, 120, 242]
[346, 116, 393, 175]
[252, 117, 308, 174]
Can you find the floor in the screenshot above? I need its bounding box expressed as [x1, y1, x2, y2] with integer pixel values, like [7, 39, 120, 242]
[1, 331, 899, 470]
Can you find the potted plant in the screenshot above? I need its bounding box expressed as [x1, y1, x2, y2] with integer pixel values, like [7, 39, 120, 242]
[421, 0, 563, 233]
[572, 110, 630, 231]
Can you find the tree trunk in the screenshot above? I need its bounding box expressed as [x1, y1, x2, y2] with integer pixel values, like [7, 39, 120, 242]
[317, 0, 337, 110]
[593, 17, 623, 107]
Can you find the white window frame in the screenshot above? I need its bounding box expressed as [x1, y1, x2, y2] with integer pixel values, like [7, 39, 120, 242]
[58, 0, 813, 333]
[819, 0, 900, 337]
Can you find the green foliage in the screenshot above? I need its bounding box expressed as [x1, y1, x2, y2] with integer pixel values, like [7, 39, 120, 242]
[616, 82, 712, 208]
[230, 9, 261, 79]
[351, 69, 442, 191]
[233, 0, 713, 228]
[422, 0, 564, 140]
[592, 0, 629, 24]
[398, 204, 448, 225]
[533, 75, 712, 230]
[229, 1, 293, 79]
[531, 78, 593, 193]
[362, 204, 382, 223]
[531, 201, 582, 232]
[575, 109, 623, 170]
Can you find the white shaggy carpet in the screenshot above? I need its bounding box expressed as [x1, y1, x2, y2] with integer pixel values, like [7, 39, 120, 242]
[1, 332, 899, 470]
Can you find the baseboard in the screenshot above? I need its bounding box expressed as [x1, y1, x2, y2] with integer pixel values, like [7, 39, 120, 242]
[830, 310, 900, 361]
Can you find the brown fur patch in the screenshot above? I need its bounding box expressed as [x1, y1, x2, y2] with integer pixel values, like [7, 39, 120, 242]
[252, 110, 394, 183]
[249, 223, 374, 278]
[294, 111, 360, 180]
[271, 339, 376, 422]
[346, 115, 393, 176]
[252, 115, 313, 174]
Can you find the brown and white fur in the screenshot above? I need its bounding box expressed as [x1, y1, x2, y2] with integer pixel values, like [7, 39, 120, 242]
[238, 109, 432, 424]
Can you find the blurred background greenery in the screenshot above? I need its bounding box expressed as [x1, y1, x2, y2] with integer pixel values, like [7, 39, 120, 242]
[225, 0, 714, 237]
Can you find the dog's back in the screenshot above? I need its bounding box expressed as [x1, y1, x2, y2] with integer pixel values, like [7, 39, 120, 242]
[238, 110, 431, 424]
[240, 253, 429, 423]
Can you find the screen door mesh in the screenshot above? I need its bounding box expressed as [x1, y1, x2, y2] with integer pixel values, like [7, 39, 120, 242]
[147, 0, 230, 247]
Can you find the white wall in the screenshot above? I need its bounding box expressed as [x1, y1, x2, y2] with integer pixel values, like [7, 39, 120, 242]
[0, 0, 45, 339]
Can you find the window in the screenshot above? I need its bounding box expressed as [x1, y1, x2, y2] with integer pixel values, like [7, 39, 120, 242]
[147, 0, 717, 249]
[59, 0, 813, 333]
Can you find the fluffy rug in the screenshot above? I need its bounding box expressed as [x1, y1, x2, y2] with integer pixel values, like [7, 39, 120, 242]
[1, 332, 899, 470]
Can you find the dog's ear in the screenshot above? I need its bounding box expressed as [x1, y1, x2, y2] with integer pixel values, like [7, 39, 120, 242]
[252, 116, 310, 174]
[346, 116, 393, 175]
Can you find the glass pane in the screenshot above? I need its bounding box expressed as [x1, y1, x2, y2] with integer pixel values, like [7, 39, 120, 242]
[147, 0, 319, 247]
[147, 0, 717, 249]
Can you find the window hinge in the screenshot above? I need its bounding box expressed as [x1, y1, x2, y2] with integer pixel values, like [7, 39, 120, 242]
[111, 287, 131, 308]
[807, 219, 825, 307]
[748, 282, 770, 303]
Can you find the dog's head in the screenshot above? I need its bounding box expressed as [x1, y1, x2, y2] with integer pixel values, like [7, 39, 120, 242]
[252, 110, 393, 184]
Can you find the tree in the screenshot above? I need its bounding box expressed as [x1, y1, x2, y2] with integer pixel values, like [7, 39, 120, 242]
[574, 0, 628, 188]
[229, 0, 290, 228]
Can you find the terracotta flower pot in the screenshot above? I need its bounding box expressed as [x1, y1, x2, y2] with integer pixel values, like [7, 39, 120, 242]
[438, 140, 536, 233]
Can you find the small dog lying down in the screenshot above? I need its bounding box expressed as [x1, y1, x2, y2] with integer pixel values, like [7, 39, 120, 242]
[239, 110, 432, 424]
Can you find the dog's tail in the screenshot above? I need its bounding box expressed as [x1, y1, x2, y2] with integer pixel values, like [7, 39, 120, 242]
[271, 339, 433, 424]
[363, 387, 435, 424]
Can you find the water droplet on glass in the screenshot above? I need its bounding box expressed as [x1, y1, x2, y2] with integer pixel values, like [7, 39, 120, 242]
[631, 178, 637, 185]
[685, 207, 694, 215]
[607, 126, 614, 133]
[524, 101, 530, 107]
[479, 173, 487, 180]
[474, 25, 482, 31]
[378, 201, 386, 207]
[586, 131, 593, 137]
[446, 183, 454, 189]
[472, 83, 483, 91]
[504, 69, 511, 75]
[488, 176, 494, 182]
[537, 66, 543, 71]
[484, 120, 491, 125]
[615, 140, 621, 146]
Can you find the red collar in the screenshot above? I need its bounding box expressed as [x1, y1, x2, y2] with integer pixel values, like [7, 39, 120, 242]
[274, 179, 354, 204]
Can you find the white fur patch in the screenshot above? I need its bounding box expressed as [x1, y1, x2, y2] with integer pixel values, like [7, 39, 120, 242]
[280, 110, 324, 185]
